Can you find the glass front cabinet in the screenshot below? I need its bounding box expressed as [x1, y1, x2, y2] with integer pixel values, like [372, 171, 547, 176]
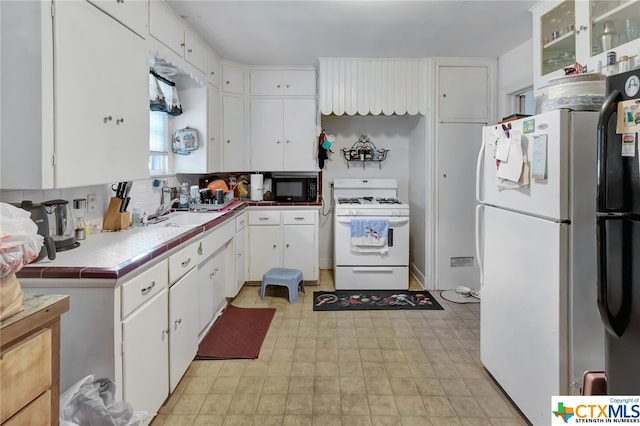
[532, 0, 640, 91]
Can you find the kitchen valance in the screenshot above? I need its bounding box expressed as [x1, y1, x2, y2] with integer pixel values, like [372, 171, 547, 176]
[149, 70, 183, 116]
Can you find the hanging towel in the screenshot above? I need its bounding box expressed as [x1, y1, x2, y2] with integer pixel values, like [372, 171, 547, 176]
[350, 219, 389, 253]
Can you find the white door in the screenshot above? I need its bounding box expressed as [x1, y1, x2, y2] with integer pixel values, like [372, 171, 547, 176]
[283, 98, 317, 171]
[169, 268, 198, 392]
[283, 225, 315, 280]
[251, 98, 283, 170]
[122, 290, 169, 414]
[249, 226, 282, 280]
[479, 205, 567, 425]
[207, 85, 221, 172]
[222, 95, 245, 171]
[478, 109, 571, 220]
[437, 122, 483, 289]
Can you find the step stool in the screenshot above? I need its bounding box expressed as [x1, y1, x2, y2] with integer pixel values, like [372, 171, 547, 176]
[260, 268, 304, 303]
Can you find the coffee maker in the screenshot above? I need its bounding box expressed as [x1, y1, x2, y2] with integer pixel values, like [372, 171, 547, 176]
[12, 201, 56, 262]
[42, 199, 79, 251]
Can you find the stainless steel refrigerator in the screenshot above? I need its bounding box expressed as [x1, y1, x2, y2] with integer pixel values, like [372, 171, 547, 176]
[597, 69, 640, 394]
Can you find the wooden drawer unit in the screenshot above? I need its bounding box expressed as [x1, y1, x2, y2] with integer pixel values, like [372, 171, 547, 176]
[121, 259, 168, 319]
[0, 295, 69, 426]
[248, 210, 281, 225]
[3, 390, 51, 426]
[0, 329, 51, 422]
[169, 242, 199, 284]
[282, 210, 316, 225]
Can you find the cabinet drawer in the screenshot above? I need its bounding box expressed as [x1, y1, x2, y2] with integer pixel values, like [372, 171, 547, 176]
[198, 220, 235, 260]
[121, 259, 168, 318]
[0, 329, 52, 423]
[248, 211, 281, 225]
[283, 210, 316, 225]
[236, 211, 248, 232]
[3, 390, 51, 426]
[169, 242, 199, 284]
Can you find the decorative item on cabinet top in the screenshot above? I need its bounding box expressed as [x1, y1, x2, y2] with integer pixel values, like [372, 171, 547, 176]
[341, 135, 389, 169]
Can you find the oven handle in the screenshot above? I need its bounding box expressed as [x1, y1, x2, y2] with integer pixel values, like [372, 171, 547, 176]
[336, 217, 409, 226]
[352, 267, 394, 273]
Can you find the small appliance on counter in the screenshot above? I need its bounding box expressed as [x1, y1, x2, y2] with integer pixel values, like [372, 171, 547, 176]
[42, 199, 79, 252]
[272, 173, 317, 202]
[11, 201, 56, 262]
[250, 174, 264, 201]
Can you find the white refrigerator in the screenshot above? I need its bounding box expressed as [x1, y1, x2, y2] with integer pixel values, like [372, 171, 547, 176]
[476, 109, 604, 425]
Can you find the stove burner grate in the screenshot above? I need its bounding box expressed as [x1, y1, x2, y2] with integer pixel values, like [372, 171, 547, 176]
[375, 197, 401, 204]
[338, 197, 361, 204]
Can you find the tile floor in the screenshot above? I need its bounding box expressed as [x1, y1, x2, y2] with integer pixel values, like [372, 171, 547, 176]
[150, 270, 529, 426]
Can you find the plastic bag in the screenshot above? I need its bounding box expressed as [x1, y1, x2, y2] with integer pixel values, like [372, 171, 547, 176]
[0, 202, 43, 279]
[60, 375, 151, 426]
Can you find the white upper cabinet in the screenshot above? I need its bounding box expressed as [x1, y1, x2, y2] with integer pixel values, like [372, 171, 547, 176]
[438, 66, 489, 123]
[531, 0, 640, 90]
[208, 49, 221, 88]
[149, 1, 207, 73]
[87, 0, 147, 38]
[250, 70, 316, 96]
[1, 0, 148, 189]
[319, 58, 427, 116]
[222, 95, 247, 171]
[222, 63, 245, 94]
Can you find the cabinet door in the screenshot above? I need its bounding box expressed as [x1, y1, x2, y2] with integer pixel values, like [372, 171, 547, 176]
[169, 268, 198, 392]
[235, 227, 248, 296]
[438, 66, 488, 123]
[87, 0, 147, 38]
[222, 95, 246, 171]
[222, 64, 244, 94]
[122, 290, 169, 415]
[249, 226, 282, 280]
[54, 0, 148, 187]
[251, 70, 283, 96]
[148, 1, 184, 57]
[283, 99, 317, 171]
[283, 225, 315, 281]
[251, 98, 284, 171]
[208, 49, 221, 88]
[208, 85, 221, 172]
[184, 31, 207, 73]
[283, 70, 316, 96]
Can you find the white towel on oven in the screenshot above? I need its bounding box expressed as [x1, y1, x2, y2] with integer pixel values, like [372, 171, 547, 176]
[350, 219, 389, 253]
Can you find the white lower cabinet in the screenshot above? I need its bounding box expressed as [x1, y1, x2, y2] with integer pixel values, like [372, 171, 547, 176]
[168, 268, 198, 392]
[197, 246, 225, 336]
[248, 209, 319, 281]
[234, 223, 248, 297]
[122, 288, 169, 415]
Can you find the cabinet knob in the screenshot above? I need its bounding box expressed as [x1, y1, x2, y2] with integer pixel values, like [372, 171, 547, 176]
[181, 258, 191, 268]
[162, 329, 169, 338]
[237, 252, 242, 257]
[226, 81, 230, 84]
[141, 281, 156, 295]
[273, 244, 277, 248]
[277, 140, 281, 144]
[442, 93, 447, 98]
[174, 318, 182, 329]
[180, 42, 185, 47]
[227, 140, 231, 143]
[116, 118, 124, 125]
[286, 243, 290, 248]
[443, 173, 447, 178]
[286, 140, 290, 144]
[187, 48, 193, 53]
[210, 71, 215, 75]
[198, 242, 203, 255]
[103, 115, 112, 123]
[286, 84, 290, 88]
[277, 84, 281, 88]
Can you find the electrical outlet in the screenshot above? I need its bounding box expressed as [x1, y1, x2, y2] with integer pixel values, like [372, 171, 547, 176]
[87, 194, 97, 214]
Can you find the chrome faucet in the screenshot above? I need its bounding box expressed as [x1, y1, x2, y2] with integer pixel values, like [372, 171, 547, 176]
[155, 198, 178, 218]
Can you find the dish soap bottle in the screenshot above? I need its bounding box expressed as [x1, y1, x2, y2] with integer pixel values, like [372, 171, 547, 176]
[178, 182, 190, 210]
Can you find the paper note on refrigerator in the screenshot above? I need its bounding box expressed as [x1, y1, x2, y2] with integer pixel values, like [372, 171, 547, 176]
[495, 130, 511, 161]
[531, 135, 548, 179]
[496, 132, 523, 183]
[622, 133, 636, 157]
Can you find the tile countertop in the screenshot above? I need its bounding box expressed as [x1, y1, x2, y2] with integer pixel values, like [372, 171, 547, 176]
[16, 200, 322, 281]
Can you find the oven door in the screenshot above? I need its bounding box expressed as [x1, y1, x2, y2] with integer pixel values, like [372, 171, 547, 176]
[334, 215, 409, 266]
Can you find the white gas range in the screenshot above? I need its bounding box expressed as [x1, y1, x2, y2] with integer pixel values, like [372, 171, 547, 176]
[333, 179, 410, 290]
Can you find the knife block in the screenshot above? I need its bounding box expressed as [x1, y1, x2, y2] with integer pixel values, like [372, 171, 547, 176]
[103, 197, 130, 231]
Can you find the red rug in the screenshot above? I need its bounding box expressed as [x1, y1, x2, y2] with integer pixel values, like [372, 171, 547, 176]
[196, 304, 276, 360]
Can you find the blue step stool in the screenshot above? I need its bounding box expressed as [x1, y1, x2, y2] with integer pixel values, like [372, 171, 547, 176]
[260, 268, 304, 303]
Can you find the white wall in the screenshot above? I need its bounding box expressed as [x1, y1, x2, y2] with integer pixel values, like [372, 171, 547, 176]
[497, 39, 534, 118]
[318, 114, 421, 269]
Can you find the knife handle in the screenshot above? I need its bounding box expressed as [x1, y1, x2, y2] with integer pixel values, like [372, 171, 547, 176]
[120, 197, 130, 212]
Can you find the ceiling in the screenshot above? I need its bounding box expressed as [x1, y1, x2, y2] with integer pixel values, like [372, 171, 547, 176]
[167, 0, 537, 66]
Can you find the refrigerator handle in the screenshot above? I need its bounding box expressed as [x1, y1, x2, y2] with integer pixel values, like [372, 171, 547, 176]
[475, 133, 486, 203]
[596, 89, 622, 212]
[596, 217, 632, 337]
[475, 204, 484, 286]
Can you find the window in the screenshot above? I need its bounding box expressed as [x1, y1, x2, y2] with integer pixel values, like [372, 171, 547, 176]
[149, 111, 169, 175]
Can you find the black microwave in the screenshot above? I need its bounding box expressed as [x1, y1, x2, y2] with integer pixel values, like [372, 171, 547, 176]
[272, 175, 317, 202]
